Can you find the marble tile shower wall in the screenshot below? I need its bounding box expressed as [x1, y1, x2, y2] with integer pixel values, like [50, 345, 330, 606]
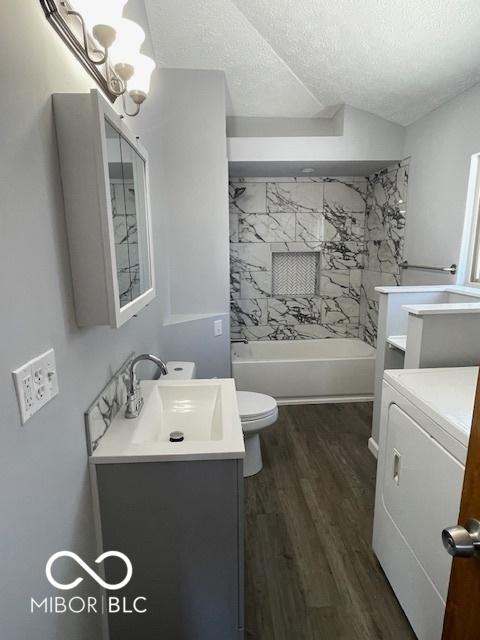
[229, 177, 368, 341]
[360, 160, 409, 346]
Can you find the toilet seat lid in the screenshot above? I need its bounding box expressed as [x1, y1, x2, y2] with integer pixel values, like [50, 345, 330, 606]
[236, 391, 277, 420]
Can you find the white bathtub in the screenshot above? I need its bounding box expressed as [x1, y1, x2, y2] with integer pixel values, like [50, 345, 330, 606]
[231, 338, 375, 404]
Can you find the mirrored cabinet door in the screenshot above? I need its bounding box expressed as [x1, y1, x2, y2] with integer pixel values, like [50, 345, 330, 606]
[105, 121, 152, 309]
[53, 90, 156, 328]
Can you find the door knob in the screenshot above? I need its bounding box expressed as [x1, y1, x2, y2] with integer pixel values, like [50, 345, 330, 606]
[442, 519, 480, 558]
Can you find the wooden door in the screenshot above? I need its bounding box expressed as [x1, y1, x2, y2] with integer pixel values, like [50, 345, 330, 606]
[442, 372, 480, 639]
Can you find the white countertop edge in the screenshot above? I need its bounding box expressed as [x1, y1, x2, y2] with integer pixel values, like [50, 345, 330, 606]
[403, 302, 480, 315]
[90, 450, 245, 464]
[375, 285, 447, 294]
[375, 284, 480, 298]
[386, 335, 407, 351]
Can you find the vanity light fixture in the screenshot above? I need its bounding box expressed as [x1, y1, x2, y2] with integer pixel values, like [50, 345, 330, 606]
[40, 0, 155, 116]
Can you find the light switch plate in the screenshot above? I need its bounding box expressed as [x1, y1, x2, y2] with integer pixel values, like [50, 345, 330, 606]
[214, 319, 223, 337]
[12, 349, 59, 424]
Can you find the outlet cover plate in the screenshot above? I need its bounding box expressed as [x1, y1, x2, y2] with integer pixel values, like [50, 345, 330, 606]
[214, 319, 223, 337]
[12, 349, 59, 424]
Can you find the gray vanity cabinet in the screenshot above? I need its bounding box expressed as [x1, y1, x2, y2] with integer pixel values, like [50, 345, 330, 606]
[93, 458, 244, 640]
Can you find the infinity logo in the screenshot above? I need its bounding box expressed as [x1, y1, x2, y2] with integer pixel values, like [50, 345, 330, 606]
[46, 551, 133, 591]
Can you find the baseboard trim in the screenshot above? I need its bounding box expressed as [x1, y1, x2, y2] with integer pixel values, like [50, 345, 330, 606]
[276, 395, 373, 406]
[368, 436, 379, 459]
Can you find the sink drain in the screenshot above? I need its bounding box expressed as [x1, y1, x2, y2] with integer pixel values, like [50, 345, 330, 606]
[169, 431, 184, 442]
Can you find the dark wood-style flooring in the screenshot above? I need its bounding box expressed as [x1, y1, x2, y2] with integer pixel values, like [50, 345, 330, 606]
[244, 402, 416, 640]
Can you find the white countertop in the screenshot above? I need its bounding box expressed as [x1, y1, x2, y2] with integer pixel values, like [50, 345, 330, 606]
[403, 302, 480, 316]
[387, 335, 407, 351]
[375, 284, 480, 298]
[90, 379, 245, 464]
[384, 367, 478, 447]
[403, 302, 480, 315]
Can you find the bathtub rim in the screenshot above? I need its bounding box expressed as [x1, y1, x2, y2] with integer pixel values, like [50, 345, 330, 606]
[232, 354, 376, 365]
[231, 338, 375, 365]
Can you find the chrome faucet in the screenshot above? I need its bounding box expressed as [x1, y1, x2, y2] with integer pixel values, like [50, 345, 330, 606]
[125, 354, 168, 419]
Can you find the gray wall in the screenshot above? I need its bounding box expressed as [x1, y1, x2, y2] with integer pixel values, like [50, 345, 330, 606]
[138, 68, 230, 318]
[403, 83, 480, 285]
[0, 2, 229, 638]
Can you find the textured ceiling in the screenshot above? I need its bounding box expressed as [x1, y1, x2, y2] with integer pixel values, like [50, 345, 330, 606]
[144, 0, 480, 125]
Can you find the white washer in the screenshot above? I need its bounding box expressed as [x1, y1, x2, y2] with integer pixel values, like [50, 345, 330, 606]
[373, 367, 477, 640]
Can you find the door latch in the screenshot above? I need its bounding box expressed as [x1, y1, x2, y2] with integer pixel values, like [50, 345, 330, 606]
[442, 519, 480, 558]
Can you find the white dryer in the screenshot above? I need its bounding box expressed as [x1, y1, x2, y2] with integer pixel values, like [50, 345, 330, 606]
[373, 367, 477, 640]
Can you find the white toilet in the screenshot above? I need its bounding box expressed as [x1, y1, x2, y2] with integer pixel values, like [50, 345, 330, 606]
[236, 391, 278, 477]
[164, 362, 278, 477]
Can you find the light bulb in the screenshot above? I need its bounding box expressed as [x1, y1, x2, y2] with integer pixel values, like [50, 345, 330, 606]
[109, 19, 145, 65]
[128, 54, 156, 102]
[70, 0, 128, 48]
[71, 0, 127, 31]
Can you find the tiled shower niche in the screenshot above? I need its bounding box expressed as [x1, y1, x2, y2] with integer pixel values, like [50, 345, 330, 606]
[272, 251, 319, 296]
[229, 163, 408, 344]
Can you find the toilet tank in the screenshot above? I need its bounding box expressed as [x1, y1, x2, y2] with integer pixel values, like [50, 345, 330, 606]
[164, 361, 196, 380]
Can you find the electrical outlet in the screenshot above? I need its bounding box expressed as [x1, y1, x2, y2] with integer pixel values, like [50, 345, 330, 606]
[12, 349, 58, 425]
[214, 319, 223, 337]
[32, 362, 48, 410]
[43, 349, 59, 397]
[13, 364, 35, 424]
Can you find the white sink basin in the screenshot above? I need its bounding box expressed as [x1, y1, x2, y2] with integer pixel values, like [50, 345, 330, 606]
[133, 383, 223, 444]
[90, 379, 245, 464]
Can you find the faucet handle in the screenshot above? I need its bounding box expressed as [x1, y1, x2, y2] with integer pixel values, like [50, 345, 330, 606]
[125, 387, 144, 419]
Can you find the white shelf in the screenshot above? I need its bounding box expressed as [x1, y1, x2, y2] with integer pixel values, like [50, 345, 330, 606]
[387, 335, 407, 352]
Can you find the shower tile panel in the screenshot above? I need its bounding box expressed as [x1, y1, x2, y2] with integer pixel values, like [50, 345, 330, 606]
[324, 181, 367, 212]
[230, 272, 241, 300]
[267, 297, 322, 326]
[270, 241, 323, 253]
[238, 213, 295, 243]
[349, 269, 362, 301]
[240, 271, 272, 298]
[367, 240, 400, 274]
[232, 323, 360, 341]
[319, 270, 351, 298]
[295, 212, 325, 242]
[230, 243, 271, 272]
[322, 296, 360, 325]
[360, 161, 409, 346]
[229, 182, 266, 213]
[323, 208, 350, 242]
[230, 298, 267, 326]
[321, 242, 366, 270]
[229, 213, 239, 242]
[350, 213, 366, 242]
[266, 182, 324, 213]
